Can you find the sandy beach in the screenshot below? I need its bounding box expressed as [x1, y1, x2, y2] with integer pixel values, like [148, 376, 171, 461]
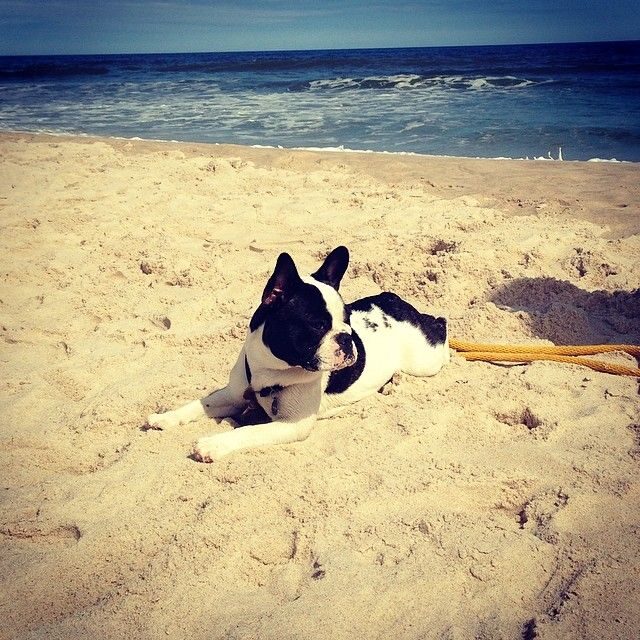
[1, 131, 639, 639]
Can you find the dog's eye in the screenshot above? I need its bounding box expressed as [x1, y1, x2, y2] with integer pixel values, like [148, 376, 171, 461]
[291, 331, 316, 355]
[310, 320, 329, 333]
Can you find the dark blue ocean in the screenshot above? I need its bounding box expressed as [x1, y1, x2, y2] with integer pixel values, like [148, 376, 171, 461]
[1, 41, 639, 161]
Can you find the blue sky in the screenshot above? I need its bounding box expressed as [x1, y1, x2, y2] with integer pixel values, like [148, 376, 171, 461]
[1, 0, 639, 55]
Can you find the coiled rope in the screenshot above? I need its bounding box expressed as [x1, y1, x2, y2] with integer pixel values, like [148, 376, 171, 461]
[449, 338, 640, 377]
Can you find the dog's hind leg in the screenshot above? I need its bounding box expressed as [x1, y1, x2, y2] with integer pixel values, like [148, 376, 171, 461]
[400, 315, 450, 378]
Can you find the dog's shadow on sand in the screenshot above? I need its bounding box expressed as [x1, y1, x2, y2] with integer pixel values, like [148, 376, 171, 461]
[490, 277, 640, 346]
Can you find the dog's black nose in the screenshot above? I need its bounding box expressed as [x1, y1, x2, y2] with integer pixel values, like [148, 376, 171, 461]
[335, 332, 354, 356]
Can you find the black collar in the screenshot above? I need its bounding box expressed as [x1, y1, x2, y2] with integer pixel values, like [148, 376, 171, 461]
[245, 356, 283, 397]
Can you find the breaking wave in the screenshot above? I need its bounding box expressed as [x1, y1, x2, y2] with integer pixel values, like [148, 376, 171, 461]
[289, 74, 541, 92]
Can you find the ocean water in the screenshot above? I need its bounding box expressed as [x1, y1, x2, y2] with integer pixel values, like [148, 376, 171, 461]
[1, 41, 639, 161]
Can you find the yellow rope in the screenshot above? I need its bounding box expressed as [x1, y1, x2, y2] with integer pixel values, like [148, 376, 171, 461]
[449, 338, 640, 377]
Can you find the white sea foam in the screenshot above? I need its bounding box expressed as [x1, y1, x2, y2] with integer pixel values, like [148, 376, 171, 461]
[401, 121, 427, 132]
[304, 74, 539, 92]
[307, 78, 358, 90]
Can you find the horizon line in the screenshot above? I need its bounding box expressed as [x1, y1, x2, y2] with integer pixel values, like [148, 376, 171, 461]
[2, 37, 638, 59]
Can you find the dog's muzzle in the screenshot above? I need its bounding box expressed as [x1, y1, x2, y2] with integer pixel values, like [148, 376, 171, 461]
[331, 332, 357, 370]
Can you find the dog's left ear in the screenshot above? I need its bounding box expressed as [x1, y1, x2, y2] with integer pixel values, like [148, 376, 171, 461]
[262, 252, 302, 305]
[312, 246, 350, 291]
[250, 253, 303, 331]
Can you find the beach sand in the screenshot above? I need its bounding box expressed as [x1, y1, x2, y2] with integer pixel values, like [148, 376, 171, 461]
[1, 132, 639, 639]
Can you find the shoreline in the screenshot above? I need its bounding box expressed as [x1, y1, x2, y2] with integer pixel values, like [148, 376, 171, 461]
[1, 130, 639, 639]
[2, 127, 635, 164]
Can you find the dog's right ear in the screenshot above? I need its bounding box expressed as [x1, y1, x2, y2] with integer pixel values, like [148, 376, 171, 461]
[311, 246, 349, 291]
[261, 252, 301, 305]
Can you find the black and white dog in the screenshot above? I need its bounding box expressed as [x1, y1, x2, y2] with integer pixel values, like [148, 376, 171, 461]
[146, 247, 449, 461]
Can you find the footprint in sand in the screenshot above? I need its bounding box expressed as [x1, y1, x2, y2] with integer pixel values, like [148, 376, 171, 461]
[0, 523, 81, 547]
[517, 488, 569, 543]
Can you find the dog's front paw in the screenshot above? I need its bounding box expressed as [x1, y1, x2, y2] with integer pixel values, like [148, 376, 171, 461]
[145, 411, 178, 430]
[191, 435, 232, 463]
